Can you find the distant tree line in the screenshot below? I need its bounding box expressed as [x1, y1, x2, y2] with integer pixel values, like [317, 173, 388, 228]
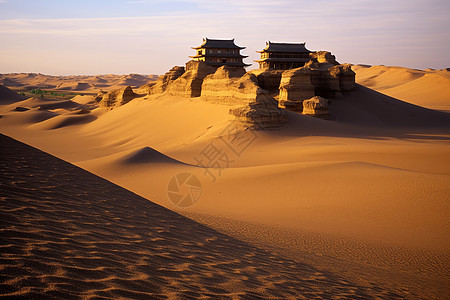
[29, 89, 66, 98]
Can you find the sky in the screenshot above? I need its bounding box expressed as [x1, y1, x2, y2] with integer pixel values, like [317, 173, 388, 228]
[0, 0, 449, 75]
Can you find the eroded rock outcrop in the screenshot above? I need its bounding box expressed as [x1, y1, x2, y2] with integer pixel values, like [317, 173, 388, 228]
[98, 86, 138, 108]
[229, 96, 287, 129]
[165, 61, 216, 97]
[200, 66, 287, 128]
[329, 64, 356, 92]
[135, 82, 156, 94]
[278, 67, 315, 112]
[201, 66, 262, 105]
[302, 96, 328, 116]
[147, 66, 185, 95]
[94, 90, 107, 102]
[309, 51, 339, 66]
[278, 52, 355, 110]
[250, 69, 284, 93]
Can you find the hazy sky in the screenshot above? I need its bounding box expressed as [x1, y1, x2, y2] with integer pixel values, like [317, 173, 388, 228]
[1, 0, 449, 75]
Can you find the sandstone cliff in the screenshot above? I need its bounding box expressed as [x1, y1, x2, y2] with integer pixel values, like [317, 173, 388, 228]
[302, 96, 328, 116]
[201, 66, 261, 105]
[278, 67, 315, 112]
[98, 86, 138, 108]
[278, 52, 355, 111]
[249, 69, 284, 93]
[165, 61, 216, 97]
[329, 64, 356, 92]
[147, 66, 185, 95]
[229, 96, 287, 129]
[199, 66, 287, 128]
[309, 51, 339, 66]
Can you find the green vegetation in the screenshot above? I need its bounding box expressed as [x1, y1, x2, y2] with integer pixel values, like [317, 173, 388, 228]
[26, 89, 68, 99]
[17, 88, 88, 100]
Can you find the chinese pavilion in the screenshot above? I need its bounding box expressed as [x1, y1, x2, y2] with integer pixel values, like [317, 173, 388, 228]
[190, 38, 250, 68]
[255, 42, 312, 70]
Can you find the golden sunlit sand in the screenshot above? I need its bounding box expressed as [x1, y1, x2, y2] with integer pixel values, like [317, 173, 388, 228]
[1, 61, 449, 298]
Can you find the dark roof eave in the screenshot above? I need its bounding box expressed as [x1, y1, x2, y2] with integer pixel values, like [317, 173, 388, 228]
[255, 58, 310, 62]
[192, 54, 248, 58]
[193, 38, 246, 49]
[257, 49, 312, 53]
[193, 46, 245, 50]
[257, 42, 312, 53]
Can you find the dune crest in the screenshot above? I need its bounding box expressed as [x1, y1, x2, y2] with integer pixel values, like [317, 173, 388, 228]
[353, 65, 450, 111]
[119, 146, 188, 165]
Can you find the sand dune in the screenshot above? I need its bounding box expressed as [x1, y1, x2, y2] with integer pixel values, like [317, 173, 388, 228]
[0, 73, 158, 93]
[55, 82, 93, 91]
[1, 133, 407, 298]
[30, 114, 97, 130]
[353, 65, 450, 111]
[329, 84, 450, 129]
[0, 85, 26, 103]
[1, 66, 449, 299]
[119, 146, 189, 165]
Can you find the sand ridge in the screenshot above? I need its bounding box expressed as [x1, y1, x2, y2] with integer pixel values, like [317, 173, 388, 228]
[352, 65, 450, 111]
[0, 73, 158, 93]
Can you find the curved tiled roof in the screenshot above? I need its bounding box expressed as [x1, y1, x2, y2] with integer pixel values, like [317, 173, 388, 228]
[257, 42, 311, 53]
[190, 53, 248, 59]
[192, 38, 245, 49]
[254, 57, 310, 63]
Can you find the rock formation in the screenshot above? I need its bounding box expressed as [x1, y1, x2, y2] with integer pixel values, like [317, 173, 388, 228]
[201, 66, 258, 104]
[330, 64, 356, 92]
[302, 96, 328, 116]
[94, 90, 107, 102]
[98, 86, 138, 108]
[147, 66, 185, 95]
[135, 82, 156, 95]
[199, 66, 287, 128]
[165, 61, 216, 97]
[250, 69, 284, 93]
[278, 67, 315, 112]
[229, 96, 287, 129]
[278, 52, 355, 110]
[309, 51, 339, 66]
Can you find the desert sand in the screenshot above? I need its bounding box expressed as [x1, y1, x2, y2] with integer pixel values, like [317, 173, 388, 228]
[0, 73, 157, 94]
[353, 65, 450, 112]
[1, 65, 449, 298]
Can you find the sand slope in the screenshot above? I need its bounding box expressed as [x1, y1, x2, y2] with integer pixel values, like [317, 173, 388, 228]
[0, 84, 27, 104]
[0, 73, 158, 93]
[0, 134, 406, 299]
[353, 65, 450, 111]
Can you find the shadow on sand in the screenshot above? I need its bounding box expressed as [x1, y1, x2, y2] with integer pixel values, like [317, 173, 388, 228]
[267, 84, 450, 141]
[0, 134, 406, 299]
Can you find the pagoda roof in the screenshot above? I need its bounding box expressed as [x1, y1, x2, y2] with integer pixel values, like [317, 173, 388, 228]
[192, 38, 245, 50]
[189, 53, 248, 59]
[257, 42, 311, 53]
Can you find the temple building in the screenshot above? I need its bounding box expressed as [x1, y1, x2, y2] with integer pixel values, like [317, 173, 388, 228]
[190, 38, 250, 68]
[255, 42, 312, 70]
